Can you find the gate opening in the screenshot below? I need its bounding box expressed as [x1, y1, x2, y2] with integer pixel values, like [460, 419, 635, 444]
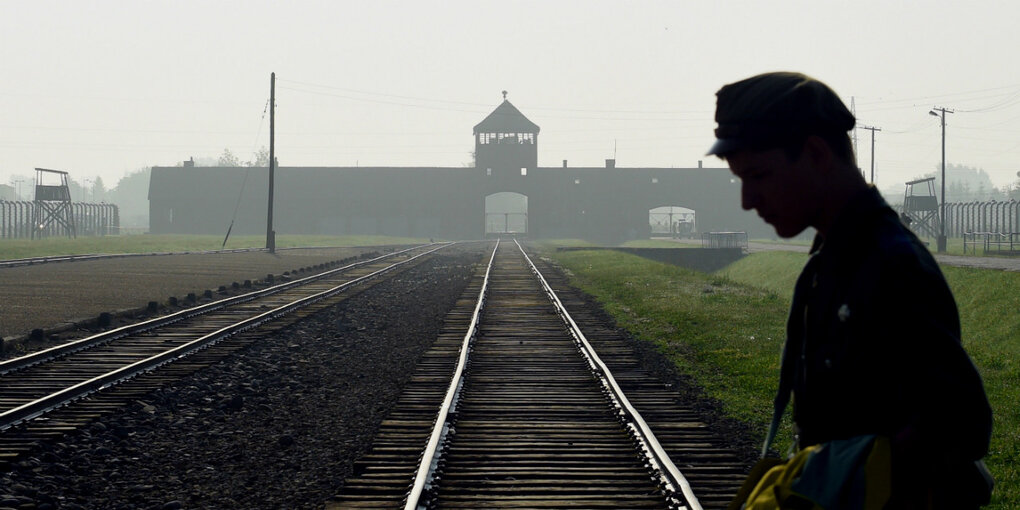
[485, 192, 528, 236]
[649, 206, 695, 239]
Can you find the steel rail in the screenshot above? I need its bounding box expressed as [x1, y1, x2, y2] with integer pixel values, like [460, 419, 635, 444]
[514, 238, 703, 510]
[403, 240, 499, 510]
[0, 243, 443, 376]
[0, 243, 451, 431]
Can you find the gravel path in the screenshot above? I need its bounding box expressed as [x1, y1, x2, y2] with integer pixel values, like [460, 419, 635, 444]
[0, 247, 483, 510]
[669, 237, 1020, 271]
[746, 241, 1020, 271]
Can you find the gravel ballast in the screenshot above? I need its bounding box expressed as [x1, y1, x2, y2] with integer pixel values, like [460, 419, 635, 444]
[2, 245, 760, 509]
[0, 247, 483, 509]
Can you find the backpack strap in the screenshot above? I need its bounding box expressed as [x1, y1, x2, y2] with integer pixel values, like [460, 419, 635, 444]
[762, 249, 821, 458]
[762, 356, 793, 458]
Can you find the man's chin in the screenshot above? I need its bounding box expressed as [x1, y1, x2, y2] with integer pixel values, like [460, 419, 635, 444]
[771, 223, 808, 239]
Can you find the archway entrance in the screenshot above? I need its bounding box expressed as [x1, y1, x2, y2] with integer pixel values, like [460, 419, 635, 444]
[649, 206, 695, 239]
[485, 192, 528, 236]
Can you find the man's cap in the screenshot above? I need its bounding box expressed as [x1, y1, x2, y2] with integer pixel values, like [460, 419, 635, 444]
[707, 72, 856, 156]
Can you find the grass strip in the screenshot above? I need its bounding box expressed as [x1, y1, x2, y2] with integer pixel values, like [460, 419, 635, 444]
[546, 249, 790, 448]
[548, 248, 1018, 509]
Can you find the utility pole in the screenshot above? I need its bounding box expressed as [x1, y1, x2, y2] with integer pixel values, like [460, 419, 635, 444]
[859, 126, 880, 184]
[929, 106, 954, 253]
[267, 72, 276, 253]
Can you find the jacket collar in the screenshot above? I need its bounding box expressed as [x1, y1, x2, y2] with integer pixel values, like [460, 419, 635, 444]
[810, 186, 890, 256]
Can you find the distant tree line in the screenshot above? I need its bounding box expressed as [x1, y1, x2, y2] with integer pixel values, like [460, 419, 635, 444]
[216, 147, 270, 167]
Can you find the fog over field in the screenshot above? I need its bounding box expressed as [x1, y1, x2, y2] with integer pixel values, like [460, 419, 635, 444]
[2, 1, 1020, 202]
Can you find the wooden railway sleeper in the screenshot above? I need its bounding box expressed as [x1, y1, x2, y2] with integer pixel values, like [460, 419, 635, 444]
[393, 242, 699, 510]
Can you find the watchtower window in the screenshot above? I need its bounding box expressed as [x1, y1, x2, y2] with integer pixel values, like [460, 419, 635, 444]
[486, 168, 492, 176]
[478, 132, 535, 145]
[521, 168, 528, 176]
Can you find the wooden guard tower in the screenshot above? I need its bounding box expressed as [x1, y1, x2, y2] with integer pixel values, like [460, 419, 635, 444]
[902, 177, 940, 238]
[473, 91, 540, 175]
[32, 168, 76, 239]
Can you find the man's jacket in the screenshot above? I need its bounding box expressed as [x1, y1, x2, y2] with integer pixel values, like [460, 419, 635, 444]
[781, 187, 991, 481]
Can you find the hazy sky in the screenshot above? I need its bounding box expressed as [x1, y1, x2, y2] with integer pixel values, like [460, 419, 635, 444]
[3, 0, 1019, 195]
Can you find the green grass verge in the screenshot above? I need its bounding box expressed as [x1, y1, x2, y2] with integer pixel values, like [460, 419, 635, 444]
[547, 248, 1018, 508]
[0, 234, 431, 260]
[716, 251, 808, 301]
[547, 249, 792, 451]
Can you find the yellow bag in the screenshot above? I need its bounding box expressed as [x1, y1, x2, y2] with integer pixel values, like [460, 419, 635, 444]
[743, 444, 823, 509]
[730, 435, 891, 510]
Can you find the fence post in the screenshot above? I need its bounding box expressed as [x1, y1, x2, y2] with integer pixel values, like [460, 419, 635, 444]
[1007, 198, 1015, 234]
[979, 202, 987, 233]
[963, 202, 970, 235]
[19, 201, 27, 238]
[946, 201, 954, 237]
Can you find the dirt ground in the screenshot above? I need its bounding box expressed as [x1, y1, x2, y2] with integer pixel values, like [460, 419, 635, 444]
[0, 247, 395, 341]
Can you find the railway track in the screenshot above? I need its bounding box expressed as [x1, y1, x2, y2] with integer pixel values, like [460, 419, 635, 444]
[331, 240, 745, 509]
[0, 242, 451, 467]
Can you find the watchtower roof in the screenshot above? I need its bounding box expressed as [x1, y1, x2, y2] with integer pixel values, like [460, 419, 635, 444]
[473, 100, 540, 135]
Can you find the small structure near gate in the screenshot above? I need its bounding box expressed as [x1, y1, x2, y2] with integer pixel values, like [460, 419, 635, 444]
[701, 231, 748, 251]
[963, 232, 1020, 255]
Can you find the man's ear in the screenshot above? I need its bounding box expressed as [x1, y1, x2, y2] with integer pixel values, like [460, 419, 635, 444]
[801, 135, 833, 171]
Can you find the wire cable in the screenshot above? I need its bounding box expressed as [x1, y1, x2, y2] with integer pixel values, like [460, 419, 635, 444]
[222, 98, 270, 248]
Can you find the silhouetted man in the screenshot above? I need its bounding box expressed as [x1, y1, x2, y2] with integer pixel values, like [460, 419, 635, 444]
[709, 72, 992, 508]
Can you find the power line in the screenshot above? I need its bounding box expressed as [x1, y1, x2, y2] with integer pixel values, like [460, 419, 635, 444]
[281, 84, 705, 122]
[278, 77, 709, 116]
[955, 89, 1020, 113]
[853, 83, 1020, 108]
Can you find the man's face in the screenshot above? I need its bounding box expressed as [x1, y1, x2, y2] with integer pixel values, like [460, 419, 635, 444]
[725, 147, 819, 238]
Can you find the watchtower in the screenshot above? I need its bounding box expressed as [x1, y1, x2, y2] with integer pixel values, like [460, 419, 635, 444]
[473, 91, 539, 176]
[32, 168, 76, 239]
[902, 177, 940, 238]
